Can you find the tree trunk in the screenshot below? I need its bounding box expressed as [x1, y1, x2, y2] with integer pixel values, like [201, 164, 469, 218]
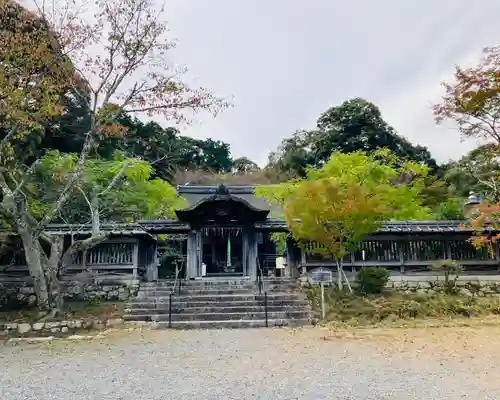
[18, 230, 50, 310]
[45, 236, 64, 316]
[90, 191, 100, 234]
[336, 260, 343, 290]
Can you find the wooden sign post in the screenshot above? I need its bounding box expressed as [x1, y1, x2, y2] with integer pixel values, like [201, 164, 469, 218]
[311, 268, 333, 319]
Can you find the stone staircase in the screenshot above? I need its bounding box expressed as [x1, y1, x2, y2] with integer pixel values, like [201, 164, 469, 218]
[124, 278, 312, 329]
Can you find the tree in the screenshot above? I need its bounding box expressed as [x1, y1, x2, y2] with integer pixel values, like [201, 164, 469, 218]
[434, 46, 500, 245]
[0, 1, 92, 164]
[14, 151, 183, 312]
[268, 98, 438, 178]
[258, 150, 434, 288]
[267, 130, 317, 178]
[434, 46, 500, 144]
[266, 149, 433, 219]
[232, 157, 259, 173]
[468, 202, 500, 252]
[315, 98, 436, 169]
[36, 150, 184, 226]
[442, 144, 500, 201]
[97, 115, 234, 181]
[284, 180, 390, 290]
[0, 0, 226, 314]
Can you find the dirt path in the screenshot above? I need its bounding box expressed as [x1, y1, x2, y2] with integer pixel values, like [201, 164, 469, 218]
[1, 324, 499, 399]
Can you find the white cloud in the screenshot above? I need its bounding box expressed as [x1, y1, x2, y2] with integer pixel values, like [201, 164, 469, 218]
[163, 0, 500, 165]
[21, 0, 500, 165]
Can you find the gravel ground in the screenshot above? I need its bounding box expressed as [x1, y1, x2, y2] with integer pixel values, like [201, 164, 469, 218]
[1, 325, 500, 399]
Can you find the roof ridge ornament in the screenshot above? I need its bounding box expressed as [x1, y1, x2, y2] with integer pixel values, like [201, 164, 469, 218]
[216, 184, 230, 195]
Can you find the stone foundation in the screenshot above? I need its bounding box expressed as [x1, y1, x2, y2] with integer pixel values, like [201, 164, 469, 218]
[0, 318, 124, 337]
[298, 273, 500, 297]
[387, 280, 500, 297]
[0, 278, 141, 309]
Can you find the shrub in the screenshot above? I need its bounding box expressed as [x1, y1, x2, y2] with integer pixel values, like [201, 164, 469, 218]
[428, 259, 463, 294]
[355, 267, 390, 294]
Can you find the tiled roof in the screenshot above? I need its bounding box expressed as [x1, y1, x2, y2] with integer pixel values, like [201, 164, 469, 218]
[1, 219, 490, 236]
[176, 184, 280, 215]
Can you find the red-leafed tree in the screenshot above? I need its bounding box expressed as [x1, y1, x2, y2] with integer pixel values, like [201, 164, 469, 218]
[434, 45, 500, 253]
[433, 46, 500, 143]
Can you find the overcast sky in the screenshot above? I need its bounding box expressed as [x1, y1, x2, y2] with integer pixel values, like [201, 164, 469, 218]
[161, 0, 500, 165]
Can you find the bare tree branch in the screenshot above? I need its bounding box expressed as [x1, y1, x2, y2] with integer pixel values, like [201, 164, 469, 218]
[98, 161, 131, 197]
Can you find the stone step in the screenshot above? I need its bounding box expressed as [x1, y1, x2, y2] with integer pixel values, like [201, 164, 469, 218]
[124, 278, 310, 330]
[140, 293, 305, 301]
[141, 283, 256, 289]
[141, 281, 300, 288]
[139, 289, 254, 296]
[135, 294, 257, 302]
[141, 280, 253, 286]
[128, 318, 311, 329]
[125, 305, 307, 315]
[137, 289, 300, 299]
[140, 279, 298, 287]
[124, 310, 311, 322]
[126, 299, 309, 309]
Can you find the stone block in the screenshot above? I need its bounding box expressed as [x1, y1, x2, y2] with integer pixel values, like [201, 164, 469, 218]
[92, 320, 105, 330]
[106, 318, 124, 328]
[45, 321, 61, 329]
[61, 327, 69, 333]
[118, 293, 129, 301]
[67, 320, 83, 329]
[50, 327, 60, 333]
[108, 290, 119, 299]
[67, 334, 93, 340]
[32, 322, 45, 331]
[82, 320, 93, 329]
[18, 323, 31, 334]
[6, 323, 18, 331]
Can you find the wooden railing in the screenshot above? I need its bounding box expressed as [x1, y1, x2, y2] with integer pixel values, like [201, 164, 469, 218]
[0, 239, 140, 280]
[303, 237, 499, 275]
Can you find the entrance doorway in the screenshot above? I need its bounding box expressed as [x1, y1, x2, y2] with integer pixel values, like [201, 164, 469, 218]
[202, 228, 244, 276]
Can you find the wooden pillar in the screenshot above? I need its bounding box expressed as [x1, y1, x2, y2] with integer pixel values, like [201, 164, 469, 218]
[132, 239, 139, 279]
[146, 240, 158, 282]
[300, 247, 307, 276]
[242, 229, 249, 276]
[495, 241, 500, 272]
[399, 240, 405, 275]
[286, 236, 300, 278]
[196, 230, 202, 277]
[246, 230, 258, 280]
[211, 238, 216, 266]
[186, 230, 198, 279]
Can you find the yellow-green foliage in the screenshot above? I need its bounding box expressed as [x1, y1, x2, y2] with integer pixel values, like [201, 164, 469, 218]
[257, 150, 433, 261]
[30, 150, 185, 222]
[256, 149, 433, 221]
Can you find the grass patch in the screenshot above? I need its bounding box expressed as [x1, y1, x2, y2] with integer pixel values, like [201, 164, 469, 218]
[0, 301, 124, 323]
[305, 284, 500, 327]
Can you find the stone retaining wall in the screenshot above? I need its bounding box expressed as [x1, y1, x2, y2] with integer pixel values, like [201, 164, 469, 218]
[388, 280, 500, 297]
[0, 278, 140, 309]
[299, 274, 500, 297]
[0, 317, 124, 336]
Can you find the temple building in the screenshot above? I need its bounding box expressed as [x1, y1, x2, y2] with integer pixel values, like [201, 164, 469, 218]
[0, 184, 498, 284]
[147, 184, 295, 281]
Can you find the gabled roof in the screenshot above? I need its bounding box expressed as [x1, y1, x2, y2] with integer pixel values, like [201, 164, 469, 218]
[175, 184, 270, 223]
[176, 184, 281, 216]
